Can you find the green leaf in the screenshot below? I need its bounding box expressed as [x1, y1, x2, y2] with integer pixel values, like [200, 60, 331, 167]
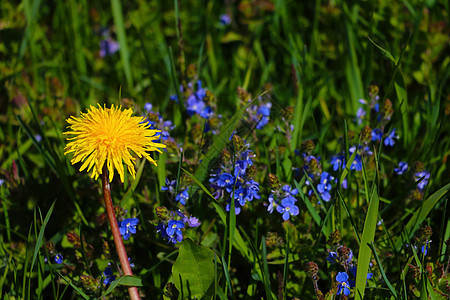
[367, 36, 397, 63]
[102, 275, 143, 297]
[355, 186, 379, 300]
[394, 182, 450, 250]
[172, 238, 215, 299]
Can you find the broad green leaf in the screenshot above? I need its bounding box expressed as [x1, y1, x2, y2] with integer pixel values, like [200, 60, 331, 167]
[355, 186, 379, 300]
[172, 238, 215, 299]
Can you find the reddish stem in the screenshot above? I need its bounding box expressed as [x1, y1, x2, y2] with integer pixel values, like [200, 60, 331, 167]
[102, 166, 140, 300]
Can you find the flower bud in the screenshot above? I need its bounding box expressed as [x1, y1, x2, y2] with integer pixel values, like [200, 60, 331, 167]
[306, 261, 319, 281]
[268, 173, 280, 189]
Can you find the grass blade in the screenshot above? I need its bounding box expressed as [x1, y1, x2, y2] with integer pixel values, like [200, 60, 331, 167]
[30, 201, 56, 273]
[111, 0, 133, 88]
[394, 182, 450, 250]
[355, 186, 379, 300]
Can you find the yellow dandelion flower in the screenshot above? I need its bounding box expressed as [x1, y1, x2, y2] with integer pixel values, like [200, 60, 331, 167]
[63, 104, 166, 182]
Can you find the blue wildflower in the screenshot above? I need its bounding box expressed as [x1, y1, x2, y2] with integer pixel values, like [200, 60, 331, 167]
[128, 257, 135, 268]
[349, 266, 373, 280]
[220, 14, 231, 25]
[421, 240, 431, 256]
[103, 267, 116, 285]
[161, 178, 177, 193]
[119, 218, 139, 240]
[350, 154, 362, 171]
[317, 172, 333, 202]
[415, 171, 430, 190]
[374, 103, 380, 113]
[226, 199, 242, 215]
[200, 106, 213, 119]
[341, 177, 348, 189]
[256, 103, 271, 129]
[234, 186, 247, 206]
[356, 108, 366, 124]
[166, 219, 184, 236]
[175, 189, 189, 205]
[186, 94, 205, 116]
[384, 128, 398, 147]
[336, 272, 352, 296]
[184, 216, 201, 228]
[267, 194, 278, 213]
[166, 220, 185, 244]
[156, 223, 168, 239]
[330, 155, 345, 171]
[54, 254, 63, 264]
[394, 162, 408, 175]
[245, 180, 261, 202]
[144, 102, 153, 112]
[371, 128, 383, 141]
[276, 197, 299, 221]
[326, 252, 339, 264]
[282, 184, 299, 197]
[99, 38, 120, 57]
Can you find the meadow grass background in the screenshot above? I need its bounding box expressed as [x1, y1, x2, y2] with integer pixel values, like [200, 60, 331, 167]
[0, 0, 449, 299]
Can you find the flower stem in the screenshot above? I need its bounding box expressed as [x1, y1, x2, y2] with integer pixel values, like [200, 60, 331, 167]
[102, 166, 140, 300]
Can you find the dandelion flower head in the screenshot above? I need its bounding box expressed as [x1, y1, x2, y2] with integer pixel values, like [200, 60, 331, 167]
[64, 104, 166, 182]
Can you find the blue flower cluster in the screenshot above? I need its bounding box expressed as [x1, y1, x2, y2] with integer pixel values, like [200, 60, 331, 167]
[171, 80, 214, 120]
[103, 266, 116, 285]
[267, 184, 299, 221]
[247, 102, 272, 129]
[300, 152, 344, 203]
[209, 136, 261, 215]
[357, 85, 399, 147]
[394, 161, 431, 191]
[327, 245, 373, 296]
[155, 207, 201, 244]
[143, 103, 175, 142]
[161, 177, 189, 205]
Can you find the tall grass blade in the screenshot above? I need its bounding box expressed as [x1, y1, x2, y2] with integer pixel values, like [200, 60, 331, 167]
[30, 201, 56, 273]
[111, 0, 133, 88]
[355, 186, 379, 300]
[394, 183, 450, 250]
